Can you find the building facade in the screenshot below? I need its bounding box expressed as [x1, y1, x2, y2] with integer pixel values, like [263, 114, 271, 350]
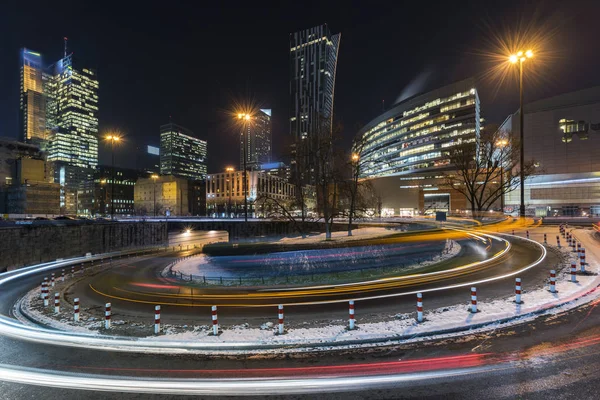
[500, 86, 600, 216]
[206, 169, 296, 218]
[160, 123, 207, 180]
[289, 24, 341, 183]
[357, 79, 481, 216]
[258, 162, 291, 181]
[93, 166, 144, 216]
[134, 175, 206, 217]
[19, 49, 47, 146]
[240, 108, 272, 170]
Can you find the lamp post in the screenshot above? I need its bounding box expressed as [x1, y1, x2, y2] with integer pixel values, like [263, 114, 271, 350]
[496, 139, 509, 213]
[105, 135, 121, 220]
[151, 174, 159, 217]
[100, 179, 107, 216]
[237, 113, 252, 222]
[509, 50, 533, 218]
[349, 153, 360, 236]
[226, 167, 234, 218]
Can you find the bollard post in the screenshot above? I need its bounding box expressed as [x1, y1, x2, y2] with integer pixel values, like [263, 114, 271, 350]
[278, 304, 284, 335]
[81, 263, 85, 273]
[51, 273, 55, 287]
[154, 305, 161, 334]
[42, 283, 49, 306]
[526, 230, 529, 239]
[40, 279, 47, 299]
[54, 293, 60, 313]
[550, 270, 556, 293]
[557, 236, 561, 248]
[349, 300, 355, 330]
[61, 269, 65, 282]
[512, 229, 514, 235]
[71, 266, 75, 276]
[515, 278, 522, 304]
[211, 306, 218, 335]
[571, 262, 577, 283]
[544, 233, 547, 244]
[105, 303, 111, 329]
[581, 248, 586, 272]
[470, 287, 477, 313]
[73, 298, 80, 322]
[416, 293, 423, 322]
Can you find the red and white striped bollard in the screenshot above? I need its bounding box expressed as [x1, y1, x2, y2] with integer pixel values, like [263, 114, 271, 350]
[526, 230, 529, 239]
[51, 273, 55, 287]
[154, 305, 161, 334]
[61, 269, 65, 282]
[278, 304, 284, 335]
[42, 283, 49, 306]
[571, 262, 577, 283]
[515, 278, 522, 304]
[105, 303, 111, 329]
[417, 293, 423, 322]
[73, 298, 80, 322]
[211, 305, 218, 335]
[40, 279, 46, 299]
[544, 233, 547, 244]
[581, 248, 586, 272]
[348, 300, 355, 330]
[556, 236, 561, 248]
[470, 287, 477, 313]
[550, 270, 556, 293]
[54, 292, 60, 313]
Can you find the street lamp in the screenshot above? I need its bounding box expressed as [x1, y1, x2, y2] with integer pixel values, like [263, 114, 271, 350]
[509, 49, 533, 218]
[151, 174, 159, 217]
[496, 139, 509, 213]
[225, 166, 234, 218]
[105, 134, 121, 220]
[349, 153, 360, 236]
[236, 113, 253, 222]
[100, 179, 107, 216]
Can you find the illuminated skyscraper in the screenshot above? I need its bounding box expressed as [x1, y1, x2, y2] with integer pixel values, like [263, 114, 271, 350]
[240, 108, 272, 170]
[160, 122, 207, 180]
[19, 49, 47, 145]
[289, 24, 340, 183]
[46, 54, 99, 169]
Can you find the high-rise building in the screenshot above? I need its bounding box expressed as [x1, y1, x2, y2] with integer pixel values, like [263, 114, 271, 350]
[45, 54, 99, 169]
[160, 122, 207, 180]
[19, 49, 47, 145]
[289, 24, 341, 183]
[93, 166, 144, 216]
[240, 108, 272, 170]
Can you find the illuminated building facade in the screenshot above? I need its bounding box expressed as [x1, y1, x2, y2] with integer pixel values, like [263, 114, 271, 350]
[160, 123, 207, 180]
[134, 175, 206, 216]
[289, 24, 341, 183]
[241, 109, 272, 170]
[357, 79, 481, 215]
[206, 169, 295, 218]
[45, 54, 99, 169]
[93, 166, 144, 216]
[500, 86, 600, 217]
[19, 49, 47, 146]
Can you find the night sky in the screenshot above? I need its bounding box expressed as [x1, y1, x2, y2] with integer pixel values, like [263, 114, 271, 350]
[1, 0, 599, 172]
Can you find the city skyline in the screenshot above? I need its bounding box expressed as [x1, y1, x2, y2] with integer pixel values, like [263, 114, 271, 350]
[1, 1, 600, 174]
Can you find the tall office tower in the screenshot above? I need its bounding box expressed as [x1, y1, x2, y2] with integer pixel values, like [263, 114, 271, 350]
[240, 108, 272, 170]
[19, 49, 47, 146]
[46, 53, 99, 169]
[160, 122, 207, 180]
[289, 24, 340, 183]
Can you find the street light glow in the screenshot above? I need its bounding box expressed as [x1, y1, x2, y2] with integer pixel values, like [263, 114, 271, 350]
[352, 153, 360, 162]
[225, 167, 234, 172]
[509, 50, 533, 64]
[105, 134, 121, 142]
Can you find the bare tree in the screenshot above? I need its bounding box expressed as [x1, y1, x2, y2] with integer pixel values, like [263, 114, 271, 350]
[444, 126, 538, 216]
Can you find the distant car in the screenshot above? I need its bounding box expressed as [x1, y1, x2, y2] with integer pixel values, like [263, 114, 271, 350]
[54, 216, 75, 220]
[34, 217, 49, 220]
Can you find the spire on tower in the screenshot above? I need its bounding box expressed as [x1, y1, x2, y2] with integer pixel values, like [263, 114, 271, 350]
[63, 37, 68, 57]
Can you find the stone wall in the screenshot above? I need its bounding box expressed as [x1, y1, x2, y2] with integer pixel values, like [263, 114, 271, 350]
[0, 222, 168, 271]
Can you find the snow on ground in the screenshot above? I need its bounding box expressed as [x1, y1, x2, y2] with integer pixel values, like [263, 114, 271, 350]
[277, 227, 403, 244]
[17, 228, 600, 353]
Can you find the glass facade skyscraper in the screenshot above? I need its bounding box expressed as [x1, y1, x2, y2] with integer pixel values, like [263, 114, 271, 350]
[289, 24, 340, 183]
[240, 108, 272, 170]
[45, 54, 99, 169]
[160, 122, 207, 180]
[19, 49, 47, 145]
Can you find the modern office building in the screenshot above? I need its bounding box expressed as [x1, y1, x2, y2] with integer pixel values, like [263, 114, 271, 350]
[51, 162, 95, 215]
[45, 53, 99, 169]
[258, 161, 291, 181]
[289, 24, 341, 183]
[241, 108, 272, 170]
[206, 169, 296, 218]
[19, 49, 47, 146]
[160, 123, 207, 180]
[93, 166, 144, 216]
[134, 175, 206, 217]
[500, 86, 600, 216]
[136, 144, 160, 174]
[356, 79, 481, 216]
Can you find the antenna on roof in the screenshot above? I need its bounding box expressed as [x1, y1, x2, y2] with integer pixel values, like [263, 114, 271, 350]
[63, 37, 68, 57]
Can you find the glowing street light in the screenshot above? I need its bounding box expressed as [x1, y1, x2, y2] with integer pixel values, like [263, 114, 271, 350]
[508, 49, 533, 218]
[235, 112, 254, 222]
[104, 134, 122, 220]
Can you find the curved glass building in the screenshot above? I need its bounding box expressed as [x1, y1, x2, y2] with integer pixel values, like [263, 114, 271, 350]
[357, 79, 480, 215]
